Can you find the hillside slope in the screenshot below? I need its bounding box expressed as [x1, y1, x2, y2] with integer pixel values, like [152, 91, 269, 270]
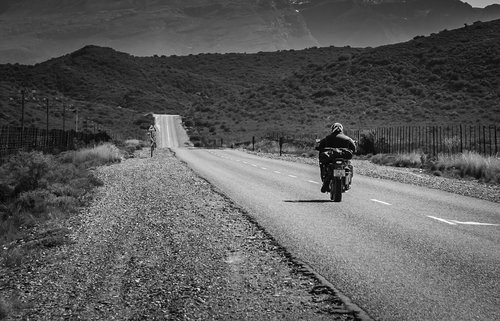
[194, 19, 500, 140]
[0, 45, 358, 138]
[0, 19, 499, 143]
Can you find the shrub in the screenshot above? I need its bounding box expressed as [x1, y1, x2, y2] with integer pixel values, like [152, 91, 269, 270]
[394, 152, 422, 168]
[0, 148, 107, 245]
[16, 189, 53, 218]
[0, 152, 54, 200]
[436, 151, 500, 183]
[70, 143, 122, 168]
[0, 297, 9, 319]
[358, 130, 376, 154]
[371, 152, 423, 168]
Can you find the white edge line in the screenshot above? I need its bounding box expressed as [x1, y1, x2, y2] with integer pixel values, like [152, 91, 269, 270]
[274, 171, 281, 174]
[370, 199, 392, 206]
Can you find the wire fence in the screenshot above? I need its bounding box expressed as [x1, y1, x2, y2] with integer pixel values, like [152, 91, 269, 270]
[346, 125, 499, 156]
[0, 126, 113, 162]
[233, 124, 499, 156]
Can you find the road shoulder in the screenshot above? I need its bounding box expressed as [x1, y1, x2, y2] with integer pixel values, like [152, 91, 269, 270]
[0, 148, 368, 320]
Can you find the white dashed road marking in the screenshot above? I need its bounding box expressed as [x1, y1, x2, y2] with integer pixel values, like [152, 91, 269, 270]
[371, 199, 392, 206]
[288, 175, 297, 178]
[308, 180, 320, 184]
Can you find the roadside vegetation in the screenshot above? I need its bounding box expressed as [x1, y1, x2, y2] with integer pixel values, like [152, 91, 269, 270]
[359, 151, 499, 184]
[0, 143, 122, 267]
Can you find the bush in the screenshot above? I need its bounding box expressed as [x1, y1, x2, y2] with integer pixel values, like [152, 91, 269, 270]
[371, 152, 423, 168]
[436, 152, 500, 183]
[0, 147, 108, 245]
[0, 296, 9, 319]
[358, 130, 376, 154]
[0, 152, 54, 200]
[70, 143, 122, 168]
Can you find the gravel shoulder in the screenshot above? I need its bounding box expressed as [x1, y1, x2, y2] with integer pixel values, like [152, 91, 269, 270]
[0, 149, 363, 320]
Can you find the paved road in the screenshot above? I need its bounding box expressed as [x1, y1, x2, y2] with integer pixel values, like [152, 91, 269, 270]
[154, 114, 188, 148]
[155, 115, 500, 320]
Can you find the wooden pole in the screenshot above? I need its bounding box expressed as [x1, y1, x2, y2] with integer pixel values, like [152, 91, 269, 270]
[62, 103, 66, 131]
[483, 126, 486, 155]
[45, 98, 49, 147]
[460, 124, 463, 153]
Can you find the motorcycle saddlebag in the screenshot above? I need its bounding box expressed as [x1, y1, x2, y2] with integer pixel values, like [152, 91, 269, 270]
[320, 148, 353, 163]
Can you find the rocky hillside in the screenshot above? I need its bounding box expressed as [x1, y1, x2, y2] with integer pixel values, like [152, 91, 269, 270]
[1, 0, 500, 65]
[0, 0, 317, 64]
[296, 0, 500, 47]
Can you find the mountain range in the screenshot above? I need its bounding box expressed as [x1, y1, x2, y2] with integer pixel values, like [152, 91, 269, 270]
[0, 0, 499, 64]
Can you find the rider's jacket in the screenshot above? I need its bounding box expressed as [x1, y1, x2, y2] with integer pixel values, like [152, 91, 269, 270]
[317, 131, 356, 152]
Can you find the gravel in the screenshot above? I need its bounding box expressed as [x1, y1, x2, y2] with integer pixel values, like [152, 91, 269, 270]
[0, 148, 364, 321]
[246, 152, 500, 203]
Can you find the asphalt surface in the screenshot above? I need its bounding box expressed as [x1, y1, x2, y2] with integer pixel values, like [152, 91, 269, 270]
[156, 115, 500, 321]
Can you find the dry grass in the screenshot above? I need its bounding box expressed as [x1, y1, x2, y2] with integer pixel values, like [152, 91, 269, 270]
[71, 143, 122, 167]
[371, 152, 423, 168]
[370, 151, 500, 184]
[435, 151, 500, 183]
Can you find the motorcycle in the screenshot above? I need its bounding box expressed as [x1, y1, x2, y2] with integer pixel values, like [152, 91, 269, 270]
[319, 147, 353, 202]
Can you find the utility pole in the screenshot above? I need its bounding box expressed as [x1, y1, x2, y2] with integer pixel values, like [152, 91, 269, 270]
[43, 98, 49, 147]
[75, 109, 79, 132]
[20, 90, 25, 132]
[46, 98, 49, 133]
[20, 90, 25, 146]
[62, 103, 66, 131]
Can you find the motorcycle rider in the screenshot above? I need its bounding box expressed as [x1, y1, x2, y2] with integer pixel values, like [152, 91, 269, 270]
[315, 123, 356, 193]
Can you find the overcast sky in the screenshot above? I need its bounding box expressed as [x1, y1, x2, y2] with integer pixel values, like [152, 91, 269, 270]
[464, 0, 500, 7]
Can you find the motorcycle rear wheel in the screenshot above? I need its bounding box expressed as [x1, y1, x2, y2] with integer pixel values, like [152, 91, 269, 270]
[330, 177, 342, 202]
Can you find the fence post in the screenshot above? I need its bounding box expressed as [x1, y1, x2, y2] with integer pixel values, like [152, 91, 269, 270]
[408, 126, 411, 153]
[252, 136, 255, 151]
[495, 125, 498, 156]
[460, 125, 463, 153]
[483, 126, 486, 156]
[279, 137, 284, 156]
